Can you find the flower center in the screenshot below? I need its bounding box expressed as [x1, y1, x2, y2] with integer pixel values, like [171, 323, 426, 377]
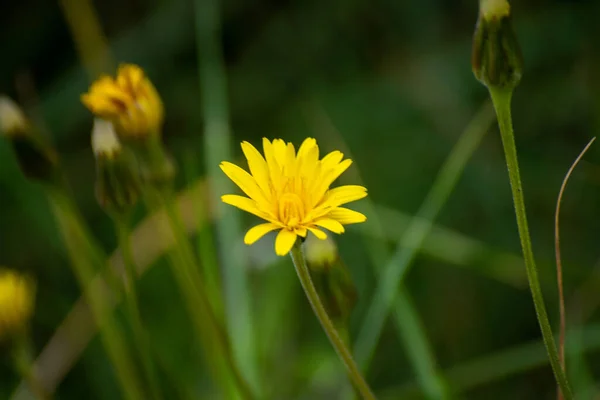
[278, 192, 305, 228]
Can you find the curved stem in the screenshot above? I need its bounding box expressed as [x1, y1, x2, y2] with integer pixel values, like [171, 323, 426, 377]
[289, 242, 376, 400]
[114, 218, 162, 400]
[488, 87, 573, 399]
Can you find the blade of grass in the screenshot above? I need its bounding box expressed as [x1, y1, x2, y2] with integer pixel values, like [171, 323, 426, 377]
[379, 324, 600, 398]
[350, 101, 495, 372]
[193, 0, 260, 394]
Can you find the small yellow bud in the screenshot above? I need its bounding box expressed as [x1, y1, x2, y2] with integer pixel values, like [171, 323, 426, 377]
[92, 120, 142, 215]
[81, 64, 164, 141]
[0, 96, 29, 137]
[0, 269, 35, 340]
[472, 0, 523, 90]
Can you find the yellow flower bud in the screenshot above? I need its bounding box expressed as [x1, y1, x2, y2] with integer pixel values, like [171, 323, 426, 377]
[472, 0, 523, 90]
[81, 64, 164, 141]
[0, 269, 35, 340]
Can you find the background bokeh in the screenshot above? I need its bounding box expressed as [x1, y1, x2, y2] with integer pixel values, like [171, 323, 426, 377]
[1, 0, 600, 398]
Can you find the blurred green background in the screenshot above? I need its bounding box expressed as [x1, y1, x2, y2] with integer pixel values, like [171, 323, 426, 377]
[2, 0, 600, 398]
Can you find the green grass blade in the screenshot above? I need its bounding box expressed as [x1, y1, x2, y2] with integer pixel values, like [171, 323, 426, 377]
[352, 101, 495, 370]
[193, 0, 260, 394]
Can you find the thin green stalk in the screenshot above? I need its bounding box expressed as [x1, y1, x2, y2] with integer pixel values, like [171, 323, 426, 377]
[144, 190, 255, 400]
[488, 87, 572, 399]
[46, 188, 144, 400]
[193, 0, 259, 392]
[353, 102, 494, 373]
[114, 218, 162, 400]
[12, 333, 50, 400]
[289, 243, 376, 400]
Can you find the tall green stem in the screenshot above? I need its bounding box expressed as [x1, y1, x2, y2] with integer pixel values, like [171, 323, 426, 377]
[47, 188, 144, 400]
[289, 243, 376, 400]
[145, 188, 255, 400]
[114, 218, 162, 400]
[488, 87, 573, 399]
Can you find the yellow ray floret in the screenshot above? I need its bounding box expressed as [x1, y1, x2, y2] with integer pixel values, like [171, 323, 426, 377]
[220, 138, 367, 256]
[81, 64, 163, 139]
[0, 268, 35, 340]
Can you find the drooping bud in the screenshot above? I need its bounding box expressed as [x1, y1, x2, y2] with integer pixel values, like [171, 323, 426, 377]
[92, 119, 142, 216]
[472, 0, 523, 90]
[303, 235, 357, 324]
[0, 96, 60, 184]
[0, 268, 35, 341]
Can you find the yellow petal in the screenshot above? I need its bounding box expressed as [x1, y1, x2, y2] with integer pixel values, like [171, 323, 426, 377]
[327, 207, 367, 224]
[320, 150, 344, 171]
[312, 159, 353, 204]
[241, 141, 271, 198]
[244, 223, 279, 245]
[307, 227, 327, 240]
[294, 226, 308, 237]
[272, 139, 288, 168]
[314, 218, 345, 234]
[263, 138, 282, 190]
[221, 194, 271, 220]
[220, 162, 269, 206]
[275, 229, 297, 256]
[321, 185, 367, 207]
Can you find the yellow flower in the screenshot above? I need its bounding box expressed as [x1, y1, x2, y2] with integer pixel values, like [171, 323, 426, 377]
[81, 64, 164, 140]
[0, 269, 35, 340]
[220, 138, 367, 256]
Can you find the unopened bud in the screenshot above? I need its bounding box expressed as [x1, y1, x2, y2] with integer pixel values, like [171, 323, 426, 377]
[304, 235, 357, 322]
[0, 268, 35, 341]
[304, 234, 338, 270]
[93, 120, 141, 215]
[0, 97, 28, 137]
[0, 96, 60, 184]
[472, 0, 523, 90]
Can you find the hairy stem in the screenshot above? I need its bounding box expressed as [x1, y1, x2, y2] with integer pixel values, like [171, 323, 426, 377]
[489, 87, 572, 399]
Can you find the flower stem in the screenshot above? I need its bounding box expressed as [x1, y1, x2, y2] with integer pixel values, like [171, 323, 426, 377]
[289, 242, 376, 400]
[12, 332, 50, 400]
[488, 87, 573, 399]
[145, 187, 255, 400]
[114, 217, 162, 400]
[46, 188, 144, 400]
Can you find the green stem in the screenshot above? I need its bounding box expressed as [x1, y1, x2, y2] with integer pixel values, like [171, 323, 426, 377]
[114, 218, 162, 400]
[12, 332, 50, 400]
[488, 87, 573, 399]
[289, 242, 376, 400]
[46, 188, 144, 400]
[146, 188, 255, 400]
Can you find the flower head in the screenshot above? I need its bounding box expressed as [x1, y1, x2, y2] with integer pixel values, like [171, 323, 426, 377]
[81, 64, 164, 140]
[220, 138, 367, 256]
[0, 269, 35, 340]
